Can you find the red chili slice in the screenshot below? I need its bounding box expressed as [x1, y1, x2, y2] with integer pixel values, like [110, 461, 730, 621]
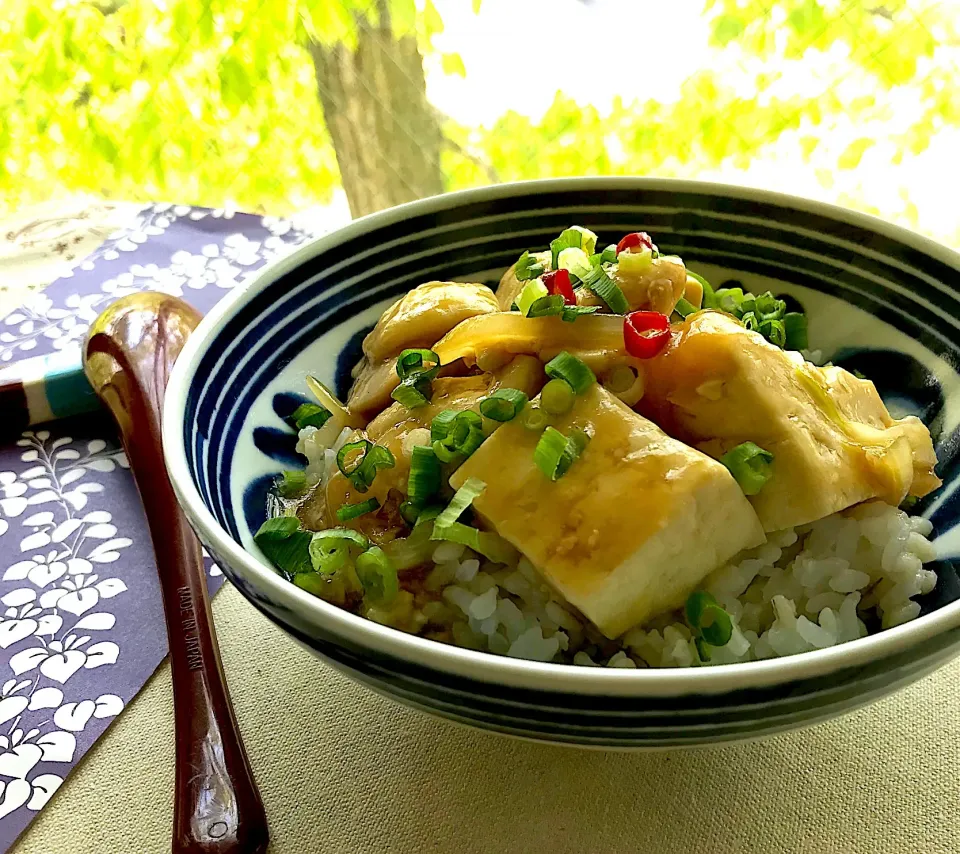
[616, 231, 654, 255]
[542, 269, 576, 305]
[624, 310, 671, 359]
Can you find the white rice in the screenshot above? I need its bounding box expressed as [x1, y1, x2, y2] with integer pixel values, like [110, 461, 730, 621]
[296, 425, 938, 668]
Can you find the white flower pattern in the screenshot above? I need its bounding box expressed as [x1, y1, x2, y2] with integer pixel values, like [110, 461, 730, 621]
[0, 432, 132, 818]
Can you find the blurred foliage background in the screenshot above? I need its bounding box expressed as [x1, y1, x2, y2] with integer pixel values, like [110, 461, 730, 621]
[1, 0, 958, 244]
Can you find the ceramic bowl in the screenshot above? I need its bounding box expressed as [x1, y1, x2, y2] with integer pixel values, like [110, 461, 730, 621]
[163, 178, 960, 748]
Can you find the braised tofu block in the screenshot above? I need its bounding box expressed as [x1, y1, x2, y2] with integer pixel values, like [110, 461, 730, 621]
[450, 384, 765, 638]
[639, 312, 940, 532]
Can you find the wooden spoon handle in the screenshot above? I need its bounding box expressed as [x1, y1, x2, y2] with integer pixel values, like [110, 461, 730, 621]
[84, 293, 268, 854]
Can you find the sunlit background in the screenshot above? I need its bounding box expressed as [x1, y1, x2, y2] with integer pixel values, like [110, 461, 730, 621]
[1, 0, 958, 244]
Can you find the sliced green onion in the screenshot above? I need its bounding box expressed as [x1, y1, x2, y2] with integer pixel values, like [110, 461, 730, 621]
[759, 318, 787, 348]
[517, 279, 548, 317]
[526, 294, 565, 318]
[695, 636, 711, 662]
[514, 250, 545, 282]
[534, 427, 590, 481]
[434, 477, 486, 529]
[336, 440, 395, 493]
[581, 262, 629, 314]
[739, 294, 756, 317]
[407, 444, 441, 505]
[783, 312, 808, 350]
[391, 379, 431, 408]
[715, 287, 745, 316]
[540, 378, 575, 416]
[414, 504, 442, 526]
[754, 291, 786, 321]
[254, 516, 313, 578]
[276, 470, 307, 498]
[430, 409, 458, 442]
[550, 227, 585, 268]
[308, 528, 368, 576]
[384, 517, 437, 569]
[336, 497, 381, 522]
[396, 348, 439, 381]
[522, 405, 548, 432]
[399, 501, 421, 526]
[674, 297, 698, 319]
[741, 311, 759, 332]
[294, 573, 328, 596]
[545, 351, 596, 394]
[290, 402, 331, 430]
[480, 388, 528, 422]
[685, 591, 733, 647]
[557, 247, 593, 280]
[687, 271, 716, 309]
[355, 546, 398, 605]
[560, 305, 600, 323]
[719, 441, 774, 496]
[600, 243, 618, 264]
[432, 410, 485, 462]
[430, 521, 517, 565]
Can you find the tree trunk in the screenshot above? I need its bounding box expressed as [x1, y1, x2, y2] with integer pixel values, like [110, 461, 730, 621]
[308, 1, 445, 219]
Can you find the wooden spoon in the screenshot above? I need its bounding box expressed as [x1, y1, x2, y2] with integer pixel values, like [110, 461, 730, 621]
[84, 292, 268, 854]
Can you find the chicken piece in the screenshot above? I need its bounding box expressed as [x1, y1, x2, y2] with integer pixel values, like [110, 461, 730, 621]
[579, 254, 688, 315]
[450, 384, 765, 638]
[639, 312, 940, 532]
[362, 280, 500, 363]
[496, 251, 551, 311]
[347, 281, 500, 418]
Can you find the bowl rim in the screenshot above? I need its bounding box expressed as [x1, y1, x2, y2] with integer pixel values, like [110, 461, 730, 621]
[162, 176, 960, 698]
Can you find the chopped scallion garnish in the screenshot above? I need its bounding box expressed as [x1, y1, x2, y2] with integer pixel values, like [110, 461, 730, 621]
[308, 527, 368, 576]
[479, 388, 528, 422]
[719, 441, 774, 495]
[550, 227, 587, 268]
[685, 591, 734, 647]
[754, 291, 786, 321]
[741, 311, 759, 332]
[254, 516, 313, 578]
[715, 287, 745, 316]
[276, 470, 307, 498]
[434, 477, 486, 529]
[560, 305, 600, 323]
[759, 318, 787, 348]
[355, 546, 399, 604]
[544, 351, 596, 394]
[430, 520, 517, 564]
[391, 379, 430, 408]
[516, 279, 549, 316]
[580, 263, 629, 314]
[526, 294, 565, 318]
[540, 378, 575, 416]
[514, 250, 545, 282]
[407, 445, 441, 505]
[336, 440, 395, 493]
[783, 312, 809, 350]
[533, 426, 590, 481]
[674, 298, 698, 319]
[522, 405, 548, 432]
[600, 243, 618, 264]
[395, 348, 440, 381]
[431, 410, 485, 462]
[290, 402, 331, 430]
[687, 271, 715, 310]
[336, 497, 381, 522]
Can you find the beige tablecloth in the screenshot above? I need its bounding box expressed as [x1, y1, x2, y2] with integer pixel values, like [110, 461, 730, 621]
[8, 204, 960, 854]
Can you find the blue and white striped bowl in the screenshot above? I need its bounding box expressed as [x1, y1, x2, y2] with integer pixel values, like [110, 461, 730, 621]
[163, 178, 960, 748]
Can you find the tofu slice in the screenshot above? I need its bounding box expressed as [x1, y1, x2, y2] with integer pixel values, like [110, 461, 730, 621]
[639, 311, 941, 532]
[450, 384, 765, 638]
